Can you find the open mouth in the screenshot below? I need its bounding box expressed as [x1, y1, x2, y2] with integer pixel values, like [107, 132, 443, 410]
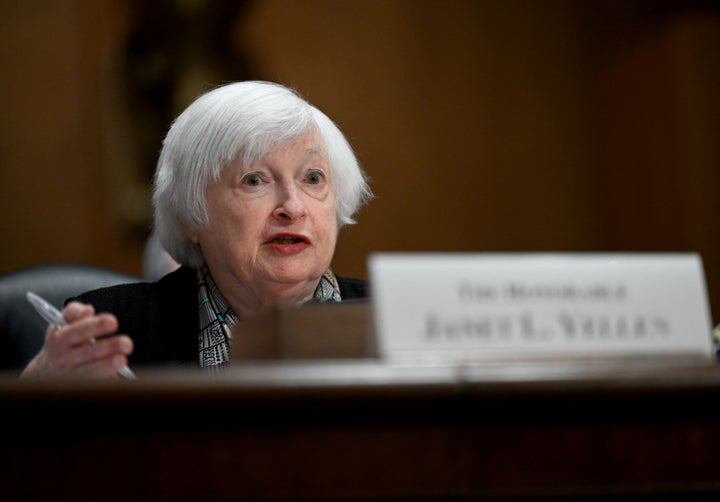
[267, 235, 309, 245]
[272, 237, 303, 244]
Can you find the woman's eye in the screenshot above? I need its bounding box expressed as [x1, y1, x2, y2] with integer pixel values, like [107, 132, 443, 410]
[242, 173, 263, 187]
[306, 169, 325, 185]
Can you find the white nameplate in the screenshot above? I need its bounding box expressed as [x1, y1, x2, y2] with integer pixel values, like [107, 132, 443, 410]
[369, 253, 714, 361]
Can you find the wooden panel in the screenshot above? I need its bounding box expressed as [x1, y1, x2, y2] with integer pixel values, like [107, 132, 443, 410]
[2, 358, 720, 501]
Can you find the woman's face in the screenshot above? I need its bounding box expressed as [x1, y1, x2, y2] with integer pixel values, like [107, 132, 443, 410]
[186, 130, 338, 310]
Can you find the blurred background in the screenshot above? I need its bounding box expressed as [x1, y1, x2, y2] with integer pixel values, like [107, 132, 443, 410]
[1, 0, 719, 322]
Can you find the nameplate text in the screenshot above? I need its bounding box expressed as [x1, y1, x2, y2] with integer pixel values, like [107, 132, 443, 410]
[368, 253, 714, 361]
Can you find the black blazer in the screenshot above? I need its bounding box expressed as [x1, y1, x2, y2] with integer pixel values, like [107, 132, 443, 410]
[72, 266, 369, 368]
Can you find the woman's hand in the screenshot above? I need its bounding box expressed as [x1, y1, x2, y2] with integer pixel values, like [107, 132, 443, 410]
[20, 301, 134, 379]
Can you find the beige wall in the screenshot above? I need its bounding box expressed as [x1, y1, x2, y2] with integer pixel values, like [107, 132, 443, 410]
[2, 0, 719, 321]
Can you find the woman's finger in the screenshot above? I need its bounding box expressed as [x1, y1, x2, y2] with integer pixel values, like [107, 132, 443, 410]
[48, 313, 119, 349]
[62, 301, 96, 323]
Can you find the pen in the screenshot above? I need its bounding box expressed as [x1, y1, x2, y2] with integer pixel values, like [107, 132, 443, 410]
[26, 291, 137, 379]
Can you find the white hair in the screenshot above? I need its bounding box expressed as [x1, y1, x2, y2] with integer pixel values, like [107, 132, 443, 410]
[152, 81, 373, 268]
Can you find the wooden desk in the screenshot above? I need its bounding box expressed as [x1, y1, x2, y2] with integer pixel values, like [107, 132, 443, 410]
[2, 357, 720, 501]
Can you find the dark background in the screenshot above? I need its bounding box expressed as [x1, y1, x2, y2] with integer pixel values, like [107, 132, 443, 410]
[1, 0, 719, 322]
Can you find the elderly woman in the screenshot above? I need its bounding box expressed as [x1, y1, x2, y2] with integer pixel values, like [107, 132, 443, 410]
[21, 81, 373, 378]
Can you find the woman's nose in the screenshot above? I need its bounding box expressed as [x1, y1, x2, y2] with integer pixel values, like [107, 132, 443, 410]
[272, 184, 307, 221]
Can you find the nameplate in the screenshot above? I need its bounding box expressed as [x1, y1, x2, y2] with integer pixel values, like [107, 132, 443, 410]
[369, 253, 714, 361]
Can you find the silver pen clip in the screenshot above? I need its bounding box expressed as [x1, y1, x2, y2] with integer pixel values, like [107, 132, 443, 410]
[26, 291, 67, 326]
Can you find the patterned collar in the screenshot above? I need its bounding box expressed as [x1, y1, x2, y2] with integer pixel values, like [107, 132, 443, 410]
[196, 266, 342, 369]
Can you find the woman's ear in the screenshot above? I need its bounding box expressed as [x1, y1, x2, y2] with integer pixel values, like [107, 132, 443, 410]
[181, 225, 200, 244]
